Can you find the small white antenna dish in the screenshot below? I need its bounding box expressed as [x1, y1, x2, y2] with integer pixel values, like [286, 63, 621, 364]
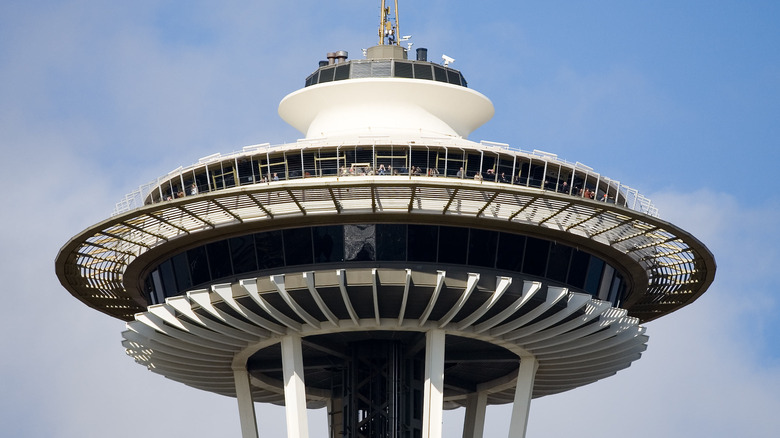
[361, 48, 367, 57]
[406, 42, 414, 51]
[442, 54, 455, 66]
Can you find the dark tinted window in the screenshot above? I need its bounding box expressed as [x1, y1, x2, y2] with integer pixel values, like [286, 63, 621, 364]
[413, 63, 433, 80]
[255, 230, 284, 270]
[468, 229, 497, 268]
[230, 235, 258, 275]
[433, 65, 448, 82]
[584, 257, 605, 296]
[314, 226, 344, 263]
[149, 225, 623, 306]
[187, 246, 210, 285]
[145, 274, 159, 305]
[394, 61, 413, 78]
[608, 274, 623, 304]
[171, 252, 192, 291]
[377, 224, 406, 261]
[522, 237, 549, 276]
[496, 233, 525, 271]
[283, 228, 313, 265]
[319, 67, 335, 82]
[408, 225, 437, 262]
[438, 226, 468, 264]
[334, 64, 350, 81]
[159, 259, 177, 297]
[446, 70, 462, 85]
[207, 240, 233, 279]
[546, 244, 572, 282]
[567, 249, 590, 289]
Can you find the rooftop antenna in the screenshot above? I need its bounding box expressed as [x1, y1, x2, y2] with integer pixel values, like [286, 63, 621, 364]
[379, 0, 401, 46]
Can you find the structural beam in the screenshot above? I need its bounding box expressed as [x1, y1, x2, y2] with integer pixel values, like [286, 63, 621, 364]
[462, 391, 487, 438]
[508, 356, 539, 438]
[233, 366, 259, 438]
[281, 335, 309, 438]
[422, 329, 446, 438]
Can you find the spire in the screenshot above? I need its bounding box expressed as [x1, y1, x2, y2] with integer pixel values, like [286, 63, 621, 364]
[379, 0, 401, 45]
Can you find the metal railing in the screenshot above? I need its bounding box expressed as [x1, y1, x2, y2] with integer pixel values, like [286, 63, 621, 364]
[113, 139, 658, 218]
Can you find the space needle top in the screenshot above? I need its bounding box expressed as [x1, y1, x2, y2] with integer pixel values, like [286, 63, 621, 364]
[53, 4, 719, 437]
[56, 0, 715, 331]
[279, 1, 494, 140]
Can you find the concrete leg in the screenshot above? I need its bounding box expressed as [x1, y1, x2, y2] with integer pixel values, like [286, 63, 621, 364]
[233, 366, 259, 438]
[422, 329, 445, 438]
[462, 391, 487, 438]
[508, 356, 538, 438]
[281, 335, 309, 438]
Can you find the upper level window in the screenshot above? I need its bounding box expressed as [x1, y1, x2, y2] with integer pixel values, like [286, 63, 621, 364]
[304, 60, 468, 88]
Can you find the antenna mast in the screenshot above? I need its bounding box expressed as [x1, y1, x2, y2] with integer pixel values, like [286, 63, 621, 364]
[379, 0, 401, 46]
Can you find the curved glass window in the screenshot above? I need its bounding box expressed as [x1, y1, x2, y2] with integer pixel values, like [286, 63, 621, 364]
[143, 144, 632, 214]
[144, 224, 628, 308]
[303, 59, 468, 88]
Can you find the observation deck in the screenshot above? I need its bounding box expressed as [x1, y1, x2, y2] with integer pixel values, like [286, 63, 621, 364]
[55, 13, 716, 436]
[57, 135, 713, 324]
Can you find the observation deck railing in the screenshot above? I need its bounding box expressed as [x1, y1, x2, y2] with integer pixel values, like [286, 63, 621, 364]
[112, 139, 658, 218]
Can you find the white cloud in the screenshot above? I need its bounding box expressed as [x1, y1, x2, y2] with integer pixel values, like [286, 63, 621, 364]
[522, 190, 780, 437]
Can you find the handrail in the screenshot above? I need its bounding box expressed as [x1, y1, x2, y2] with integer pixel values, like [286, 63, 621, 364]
[113, 139, 658, 218]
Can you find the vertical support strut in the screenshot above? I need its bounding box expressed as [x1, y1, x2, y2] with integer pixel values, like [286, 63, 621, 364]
[342, 340, 412, 438]
[462, 391, 487, 438]
[327, 397, 344, 438]
[422, 329, 445, 438]
[508, 356, 539, 438]
[282, 335, 310, 438]
[233, 366, 259, 438]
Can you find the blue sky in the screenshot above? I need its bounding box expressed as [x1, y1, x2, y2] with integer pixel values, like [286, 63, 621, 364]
[1, 1, 779, 436]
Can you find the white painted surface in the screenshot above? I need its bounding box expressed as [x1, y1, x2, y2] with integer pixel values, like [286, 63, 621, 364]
[422, 329, 446, 438]
[281, 335, 310, 438]
[508, 357, 539, 438]
[233, 367, 260, 438]
[278, 78, 494, 139]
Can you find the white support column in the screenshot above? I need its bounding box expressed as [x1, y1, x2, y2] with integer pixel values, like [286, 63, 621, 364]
[281, 335, 310, 438]
[508, 356, 539, 438]
[462, 391, 487, 438]
[422, 329, 446, 438]
[233, 366, 259, 438]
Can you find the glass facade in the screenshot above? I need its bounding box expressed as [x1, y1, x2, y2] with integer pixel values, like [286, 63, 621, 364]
[144, 143, 631, 214]
[304, 59, 467, 88]
[144, 224, 627, 308]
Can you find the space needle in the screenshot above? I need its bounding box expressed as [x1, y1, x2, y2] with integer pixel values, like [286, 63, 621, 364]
[56, 2, 715, 437]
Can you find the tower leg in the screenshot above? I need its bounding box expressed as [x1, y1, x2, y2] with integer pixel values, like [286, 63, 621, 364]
[233, 366, 259, 438]
[281, 334, 310, 438]
[507, 356, 538, 438]
[422, 329, 445, 438]
[327, 397, 343, 438]
[462, 391, 487, 438]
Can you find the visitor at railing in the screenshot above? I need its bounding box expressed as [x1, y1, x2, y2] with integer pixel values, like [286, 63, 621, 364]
[153, 165, 620, 204]
[137, 156, 650, 216]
